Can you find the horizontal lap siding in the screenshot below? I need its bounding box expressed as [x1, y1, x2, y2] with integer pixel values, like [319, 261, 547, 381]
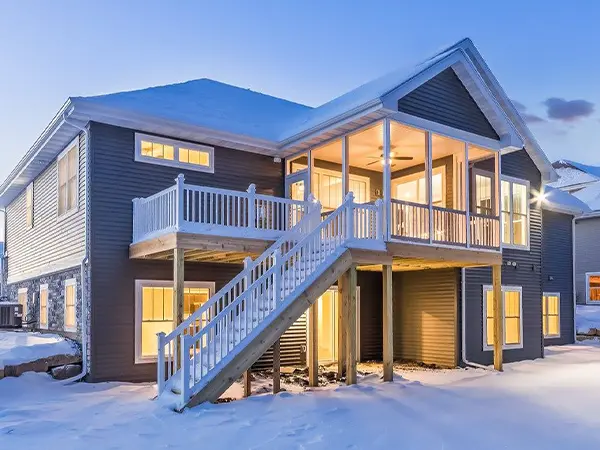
[397, 68, 499, 140]
[464, 150, 543, 364]
[542, 210, 575, 345]
[394, 269, 458, 367]
[574, 218, 600, 304]
[6, 133, 86, 282]
[89, 122, 284, 382]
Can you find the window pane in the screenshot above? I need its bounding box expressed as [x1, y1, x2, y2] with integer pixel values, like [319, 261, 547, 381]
[548, 296, 559, 315]
[505, 317, 520, 344]
[163, 288, 173, 321]
[590, 275, 600, 301]
[396, 180, 419, 203]
[485, 290, 494, 319]
[68, 148, 78, 178]
[142, 287, 154, 321]
[504, 291, 520, 317]
[179, 148, 189, 163]
[141, 322, 173, 357]
[164, 145, 174, 160]
[512, 183, 527, 215]
[476, 174, 492, 215]
[432, 173, 443, 205]
[486, 318, 494, 346]
[502, 211, 511, 244]
[141, 140, 153, 157]
[198, 151, 210, 166]
[548, 316, 560, 336]
[501, 181, 510, 213]
[513, 213, 527, 246]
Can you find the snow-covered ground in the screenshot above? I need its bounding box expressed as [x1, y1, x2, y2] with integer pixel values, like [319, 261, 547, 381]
[0, 330, 79, 369]
[576, 304, 600, 334]
[2, 344, 600, 449]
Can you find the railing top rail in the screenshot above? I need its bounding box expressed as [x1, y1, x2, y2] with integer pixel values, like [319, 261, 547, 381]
[431, 205, 467, 214]
[390, 198, 429, 208]
[136, 185, 177, 204]
[182, 183, 308, 207]
[470, 212, 500, 220]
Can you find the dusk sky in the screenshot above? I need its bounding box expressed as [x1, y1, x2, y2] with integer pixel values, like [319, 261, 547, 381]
[1, 0, 599, 183]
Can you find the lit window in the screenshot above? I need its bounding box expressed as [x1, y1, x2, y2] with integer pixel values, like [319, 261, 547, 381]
[310, 168, 370, 212]
[586, 273, 600, 303]
[501, 178, 529, 247]
[475, 174, 493, 215]
[393, 168, 445, 207]
[18, 288, 28, 326]
[64, 279, 77, 332]
[483, 285, 523, 350]
[39, 285, 48, 329]
[135, 133, 214, 173]
[542, 293, 560, 338]
[135, 280, 214, 362]
[58, 140, 79, 216]
[26, 183, 34, 228]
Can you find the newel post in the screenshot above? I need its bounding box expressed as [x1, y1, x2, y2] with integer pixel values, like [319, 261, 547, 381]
[157, 331, 166, 394]
[180, 334, 190, 405]
[247, 183, 257, 229]
[175, 174, 185, 231]
[375, 198, 384, 241]
[345, 191, 355, 240]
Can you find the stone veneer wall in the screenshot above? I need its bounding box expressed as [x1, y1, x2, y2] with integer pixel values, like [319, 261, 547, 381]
[5, 266, 83, 339]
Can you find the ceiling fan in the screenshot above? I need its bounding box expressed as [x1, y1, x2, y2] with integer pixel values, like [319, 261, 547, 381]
[366, 145, 413, 166]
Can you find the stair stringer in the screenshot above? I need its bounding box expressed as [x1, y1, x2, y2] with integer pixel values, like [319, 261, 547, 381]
[183, 248, 354, 409]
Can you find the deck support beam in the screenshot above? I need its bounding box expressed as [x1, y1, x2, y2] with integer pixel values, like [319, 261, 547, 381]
[382, 264, 394, 382]
[173, 247, 185, 368]
[273, 339, 281, 394]
[492, 264, 503, 371]
[337, 276, 347, 380]
[308, 301, 319, 387]
[346, 265, 357, 385]
[243, 370, 251, 397]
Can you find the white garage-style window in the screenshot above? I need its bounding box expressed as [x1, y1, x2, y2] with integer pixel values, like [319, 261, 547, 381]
[135, 280, 215, 363]
[542, 292, 560, 338]
[39, 284, 49, 329]
[483, 285, 523, 350]
[64, 279, 77, 332]
[135, 133, 214, 173]
[500, 177, 530, 249]
[18, 288, 28, 326]
[57, 138, 79, 217]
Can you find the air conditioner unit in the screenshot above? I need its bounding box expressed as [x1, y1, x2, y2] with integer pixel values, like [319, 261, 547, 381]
[0, 302, 23, 328]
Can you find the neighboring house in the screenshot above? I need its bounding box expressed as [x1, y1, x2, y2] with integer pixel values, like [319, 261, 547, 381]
[0, 241, 5, 297]
[0, 38, 575, 409]
[549, 160, 600, 305]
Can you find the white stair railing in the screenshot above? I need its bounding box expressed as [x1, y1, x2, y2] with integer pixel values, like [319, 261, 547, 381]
[156, 195, 322, 394]
[170, 192, 383, 407]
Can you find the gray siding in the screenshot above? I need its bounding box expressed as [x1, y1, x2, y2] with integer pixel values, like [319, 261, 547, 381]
[89, 122, 284, 382]
[542, 210, 575, 345]
[6, 133, 86, 283]
[464, 150, 543, 364]
[574, 217, 600, 304]
[397, 68, 500, 140]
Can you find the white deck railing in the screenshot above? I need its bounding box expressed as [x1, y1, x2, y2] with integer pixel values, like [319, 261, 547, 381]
[390, 199, 500, 250]
[132, 174, 310, 244]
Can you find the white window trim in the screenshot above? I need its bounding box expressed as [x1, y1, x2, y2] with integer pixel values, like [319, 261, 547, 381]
[134, 133, 215, 174]
[18, 288, 28, 327]
[391, 165, 446, 207]
[39, 284, 49, 330]
[134, 279, 216, 364]
[500, 175, 530, 251]
[542, 292, 561, 339]
[482, 285, 524, 351]
[56, 137, 80, 221]
[63, 278, 77, 332]
[26, 182, 34, 229]
[585, 272, 600, 305]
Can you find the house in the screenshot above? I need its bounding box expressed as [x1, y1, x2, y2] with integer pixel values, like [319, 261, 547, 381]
[549, 160, 600, 305]
[0, 38, 577, 409]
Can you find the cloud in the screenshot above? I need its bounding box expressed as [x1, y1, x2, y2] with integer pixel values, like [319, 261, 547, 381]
[543, 97, 595, 122]
[511, 99, 546, 124]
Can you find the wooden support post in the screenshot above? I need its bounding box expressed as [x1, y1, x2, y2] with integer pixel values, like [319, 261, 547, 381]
[382, 264, 394, 382]
[173, 247, 185, 368]
[273, 339, 281, 394]
[346, 265, 357, 385]
[308, 301, 319, 387]
[492, 264, 503, 371]
[337, 276, 347, 380]
[243, 369, 251, 397]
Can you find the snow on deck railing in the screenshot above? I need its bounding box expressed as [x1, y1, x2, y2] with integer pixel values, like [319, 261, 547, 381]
[132, 174, 311, 243]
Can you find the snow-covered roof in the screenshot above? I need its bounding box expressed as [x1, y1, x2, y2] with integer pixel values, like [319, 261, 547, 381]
[543, 185, 591, 215]
[571, 183, 600, 211]
[549, 160, 600, 190]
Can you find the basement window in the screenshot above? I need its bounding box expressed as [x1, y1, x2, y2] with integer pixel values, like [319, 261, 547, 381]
[18, 288, 28, 327]
[542, 293, 560, 338]
[135, 133, 214, 173]
[134, 280, 214, 363]
[39, 284, 48, 329]
[64, 279, 77, 332]
[482, 285, 523, 351]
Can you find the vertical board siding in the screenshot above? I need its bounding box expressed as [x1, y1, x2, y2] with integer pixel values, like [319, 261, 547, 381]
[6, 133, 86, 282]
[574, 217, 600, 304]
[393, 269, 458, 367]
[542, 210, 575, 345]
[89, 122, 284, 382]
[397, 68, 500, 140]
[464, 150, 543, 364]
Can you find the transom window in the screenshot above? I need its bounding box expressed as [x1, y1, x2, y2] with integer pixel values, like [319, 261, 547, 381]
[483, 285, 523, 350]
[39, 284, 48, 329]
[64, 279, 77, 332]
[135, 280, 214, 362]
[135, 133, 214, 173]
[26, 183, 34, 228]
[501, 178, 529, 248]
[57, 139, 79, 217]
[542, 293, 560, 338]
[586, 273, 600, 304]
